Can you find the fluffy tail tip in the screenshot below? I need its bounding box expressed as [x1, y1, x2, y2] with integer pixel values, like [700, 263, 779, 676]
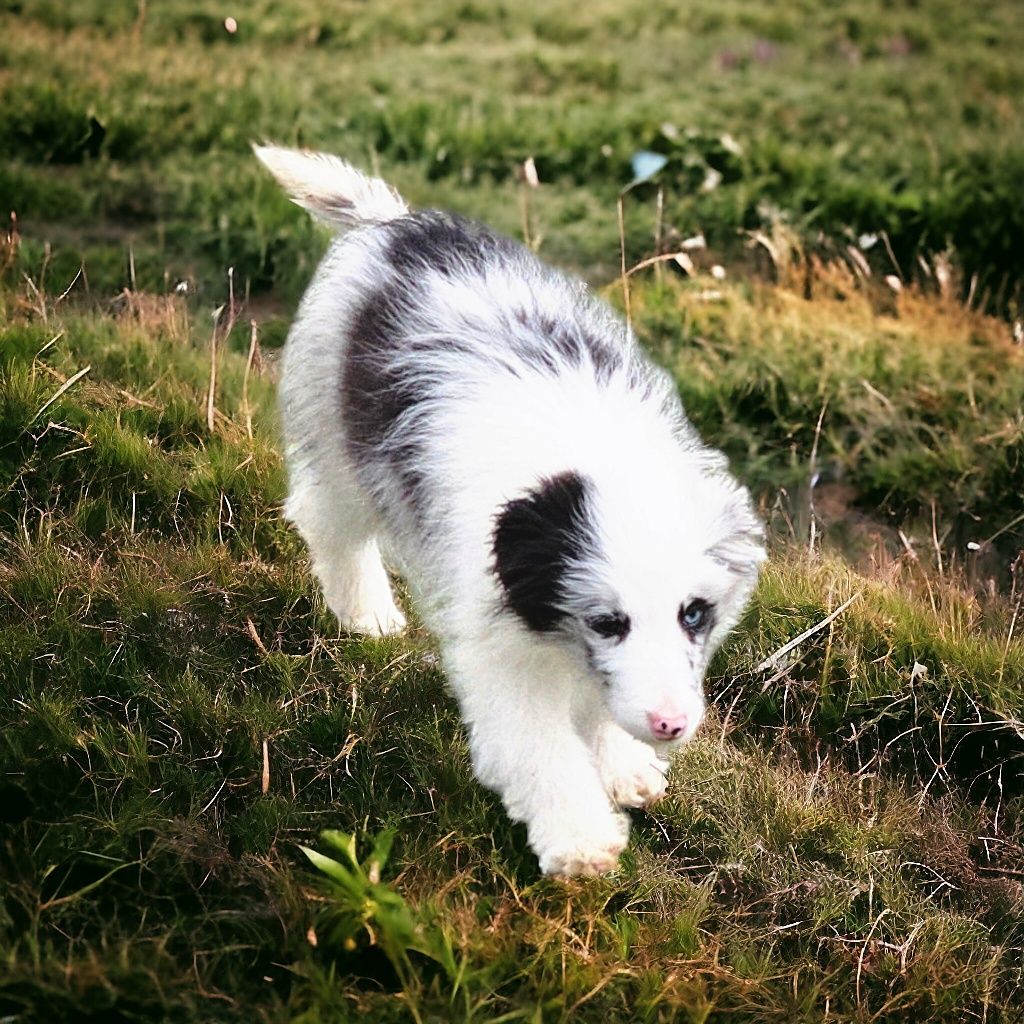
[252, 142, 408, 229]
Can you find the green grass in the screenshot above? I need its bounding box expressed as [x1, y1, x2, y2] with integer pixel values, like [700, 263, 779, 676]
[2, 262, 1021, 1022]
[2, 0, 1024, 304]
[1, 1, 1023, 1021]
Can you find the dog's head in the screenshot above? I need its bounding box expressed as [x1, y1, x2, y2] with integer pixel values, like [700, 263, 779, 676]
[492, 467, 764, 746]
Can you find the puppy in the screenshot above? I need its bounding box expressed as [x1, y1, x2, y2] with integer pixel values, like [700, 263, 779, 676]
[255, 145, 765, 876]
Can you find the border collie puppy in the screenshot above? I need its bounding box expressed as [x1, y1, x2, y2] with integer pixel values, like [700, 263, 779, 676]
[255, 145, 765, 876]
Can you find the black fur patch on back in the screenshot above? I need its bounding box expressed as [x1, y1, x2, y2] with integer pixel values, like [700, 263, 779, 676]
[386, 211, 626, 381]
[341, 279, 432, 515]
[341, 211, 632, 524]
[509, 307, 623, 380]
[340, 212, 516, 508]
[340, 212, 511, 522]
[492, 471, 594, 632]
[385, 210, 518, 278]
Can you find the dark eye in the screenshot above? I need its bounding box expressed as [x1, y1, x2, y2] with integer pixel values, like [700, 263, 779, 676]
[679, 599, 712, 633]
[587, 612, 631, 641]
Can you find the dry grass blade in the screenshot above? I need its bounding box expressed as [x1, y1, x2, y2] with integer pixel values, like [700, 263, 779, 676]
[755, 592, 860, 673]
[34, 330, 64, 361]
[246, 617, 269, 656]
[207, 267, 240, 433]
[612, 250, 695, 282]
[999, 601, 1021, 685]
[617, 192, 631, 329]
[857, 909, 889, 1007]
[31, 365, 91, 423]
[807, 399, 828, 554]
[984, 511, 1024, 547]
[54, 266, 84, 305]
[242, 319, 260, 440]
[206, 308, 221, 433]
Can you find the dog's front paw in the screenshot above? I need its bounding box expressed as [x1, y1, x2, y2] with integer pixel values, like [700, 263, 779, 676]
[539, 840, 624, 877]
[596, 731, 670, 808]
[532, 810, 629, 877]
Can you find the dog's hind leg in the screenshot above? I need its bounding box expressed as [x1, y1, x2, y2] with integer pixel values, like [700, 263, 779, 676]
[286, 465, 407, 637]
[279, 261, 408, 638]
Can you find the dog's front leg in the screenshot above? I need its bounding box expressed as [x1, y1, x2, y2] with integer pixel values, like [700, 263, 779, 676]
[589, 717, 670, 809]
[446, 639, 629, 876]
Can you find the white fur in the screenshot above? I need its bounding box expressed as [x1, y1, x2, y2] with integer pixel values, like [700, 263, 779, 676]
[253, 144, 407, 228]
[256, 146, 765, 876]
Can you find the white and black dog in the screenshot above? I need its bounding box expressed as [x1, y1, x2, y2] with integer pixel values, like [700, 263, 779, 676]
[255, 145, 765, 876]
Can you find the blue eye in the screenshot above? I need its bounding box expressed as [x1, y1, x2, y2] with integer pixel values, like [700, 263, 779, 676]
[679, 599, 712, 633]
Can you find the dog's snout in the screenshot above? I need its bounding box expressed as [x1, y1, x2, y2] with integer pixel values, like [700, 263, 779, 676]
[646, 711, 689, 741]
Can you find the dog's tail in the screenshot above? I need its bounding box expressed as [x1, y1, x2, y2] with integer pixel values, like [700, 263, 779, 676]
[253, 144, 408, 230]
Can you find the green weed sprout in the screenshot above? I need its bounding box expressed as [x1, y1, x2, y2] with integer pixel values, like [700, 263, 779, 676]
[300, 830, 461, 1013]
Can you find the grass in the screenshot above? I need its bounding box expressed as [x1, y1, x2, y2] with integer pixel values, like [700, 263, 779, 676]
[2, 258, 1021, 1022]
[2, 0, 1024, 304]
[1, 1, 1023, 1021]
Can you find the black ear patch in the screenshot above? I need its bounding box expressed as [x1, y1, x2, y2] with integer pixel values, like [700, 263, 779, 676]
[492, 471, 593, 632]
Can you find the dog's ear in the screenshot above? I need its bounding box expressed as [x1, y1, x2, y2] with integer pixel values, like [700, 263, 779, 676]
[708, 487, 766, 576]
[492, 471, 594, 632]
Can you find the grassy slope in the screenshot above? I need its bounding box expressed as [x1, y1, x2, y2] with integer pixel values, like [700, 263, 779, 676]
[1, 1, 1023, 1022]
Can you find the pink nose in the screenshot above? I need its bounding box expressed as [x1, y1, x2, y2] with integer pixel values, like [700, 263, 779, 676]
[647, 711, 689, 741]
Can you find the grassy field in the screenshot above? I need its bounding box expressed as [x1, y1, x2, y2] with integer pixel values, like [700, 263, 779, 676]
[2, 1, 1023, 1021]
